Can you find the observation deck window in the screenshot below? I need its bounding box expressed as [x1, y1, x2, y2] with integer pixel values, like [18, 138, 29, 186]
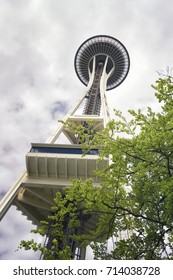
[30, 146, 99, 155]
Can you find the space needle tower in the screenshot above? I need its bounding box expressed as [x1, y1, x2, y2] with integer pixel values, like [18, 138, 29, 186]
[0, 35, 130, 259]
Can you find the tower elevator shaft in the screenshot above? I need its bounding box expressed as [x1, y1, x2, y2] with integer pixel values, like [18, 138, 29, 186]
[44, 62, 105, 259]
[83, 62, 103, 116]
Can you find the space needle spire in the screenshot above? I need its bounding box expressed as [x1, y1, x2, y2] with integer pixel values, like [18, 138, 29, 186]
[0, 35, 130, 259]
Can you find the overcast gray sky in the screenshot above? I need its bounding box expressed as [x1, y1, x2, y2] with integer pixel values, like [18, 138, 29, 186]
[0, 0, 173, 259]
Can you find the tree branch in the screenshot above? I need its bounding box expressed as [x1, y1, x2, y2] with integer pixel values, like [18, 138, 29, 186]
[102, 201, 165, 226]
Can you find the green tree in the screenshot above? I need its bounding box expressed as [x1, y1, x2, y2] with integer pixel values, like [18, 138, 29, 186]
[19, 76, 173, 259]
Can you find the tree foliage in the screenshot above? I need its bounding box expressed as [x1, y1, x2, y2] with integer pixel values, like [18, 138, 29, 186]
[19, 76, 173, 259]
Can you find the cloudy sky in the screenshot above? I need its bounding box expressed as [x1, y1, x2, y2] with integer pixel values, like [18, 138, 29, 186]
[0, 0, 173, 260]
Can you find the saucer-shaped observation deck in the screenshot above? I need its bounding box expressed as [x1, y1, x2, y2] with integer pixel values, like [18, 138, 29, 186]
[74, 35, 130, 90]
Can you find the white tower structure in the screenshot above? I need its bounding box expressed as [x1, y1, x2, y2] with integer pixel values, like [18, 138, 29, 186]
[0, 35, 130, 259]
